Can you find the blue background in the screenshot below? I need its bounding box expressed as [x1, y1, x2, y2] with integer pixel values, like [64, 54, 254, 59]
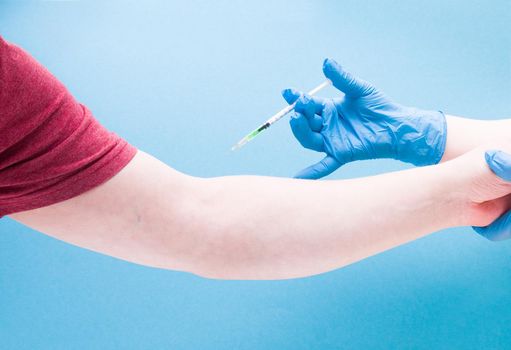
[1, 1, 511, 349]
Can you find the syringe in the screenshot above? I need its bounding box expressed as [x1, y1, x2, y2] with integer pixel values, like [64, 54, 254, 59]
[231, 79, 331, 151]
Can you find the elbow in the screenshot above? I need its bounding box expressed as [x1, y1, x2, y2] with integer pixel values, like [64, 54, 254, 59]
[155, 176, 244, 279]
[157, 176, 290, 280]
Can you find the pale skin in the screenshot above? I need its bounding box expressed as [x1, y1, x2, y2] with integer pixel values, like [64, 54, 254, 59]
[9, 115, 511, 280]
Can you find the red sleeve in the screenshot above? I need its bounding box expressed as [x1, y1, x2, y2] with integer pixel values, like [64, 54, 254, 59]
[0, 36, 137, 217]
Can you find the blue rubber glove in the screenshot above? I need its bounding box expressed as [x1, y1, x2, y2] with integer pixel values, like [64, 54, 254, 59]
[473, 150, 511, 241]
[282, 58, 447, 179]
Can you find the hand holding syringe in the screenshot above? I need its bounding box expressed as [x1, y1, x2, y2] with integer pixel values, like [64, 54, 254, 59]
[231, 80, 331, 151]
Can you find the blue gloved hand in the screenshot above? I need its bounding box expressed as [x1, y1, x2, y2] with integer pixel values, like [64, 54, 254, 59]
[473, 150, 511, 241]
[282, 58, 447, 179]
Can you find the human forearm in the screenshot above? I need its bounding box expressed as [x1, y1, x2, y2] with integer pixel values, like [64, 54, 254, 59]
[15, 152, 463, 280]
[441, 115, 511, 162]
[13, 150, 508, 281]
[186, 164, 464, 279]
[285, 60, 511, 177]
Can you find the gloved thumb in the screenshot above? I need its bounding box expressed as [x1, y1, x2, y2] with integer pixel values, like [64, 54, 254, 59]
[294, 155, 342, 179]
[473, 210, 511, 241]
[323, 58, 375, 98]
[485, 150, 511, 182]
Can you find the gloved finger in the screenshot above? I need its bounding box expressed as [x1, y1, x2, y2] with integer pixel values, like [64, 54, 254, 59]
[294, 155, 342, 179]
[323, 58, 376, 98]
[282, 88, 302, 104]
[319, 99, 339, 127]
[473, 210, 511, 241]
[289, 113, 324, 152]
[281, 88, 325, 114]
[485, 150, 511, 181]
[294, 95, 324, 132]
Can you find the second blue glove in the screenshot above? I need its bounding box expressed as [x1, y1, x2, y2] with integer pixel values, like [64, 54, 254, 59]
[473, 150, 511, 241]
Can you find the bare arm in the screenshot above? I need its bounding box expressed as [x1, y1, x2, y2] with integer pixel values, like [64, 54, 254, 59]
[10, 147, 508, 280]
[5, 37, 509, 280]
[441, 115, 511, 161]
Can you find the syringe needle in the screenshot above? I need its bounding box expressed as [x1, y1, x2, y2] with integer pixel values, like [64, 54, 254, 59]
[231, 131, 257, 151]
[231, 79, 331, 151]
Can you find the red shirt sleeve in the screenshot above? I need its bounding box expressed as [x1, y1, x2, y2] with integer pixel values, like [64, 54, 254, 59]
[0, 36, 137, 217]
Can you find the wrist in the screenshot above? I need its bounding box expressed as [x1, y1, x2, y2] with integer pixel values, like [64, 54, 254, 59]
[436, 149, 511, 228]
[397, 108, 447, 166]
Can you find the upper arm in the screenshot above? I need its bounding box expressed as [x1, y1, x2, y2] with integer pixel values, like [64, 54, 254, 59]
[1, 37, 203, 273]
[9, 150, 200, 271]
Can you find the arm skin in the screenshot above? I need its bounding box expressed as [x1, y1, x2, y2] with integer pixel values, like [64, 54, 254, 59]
[9, 143, 511, 280]
[441, 115, 511, 162]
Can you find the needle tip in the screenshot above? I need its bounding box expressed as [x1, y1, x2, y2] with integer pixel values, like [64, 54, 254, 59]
[231, 142, 244, 151]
